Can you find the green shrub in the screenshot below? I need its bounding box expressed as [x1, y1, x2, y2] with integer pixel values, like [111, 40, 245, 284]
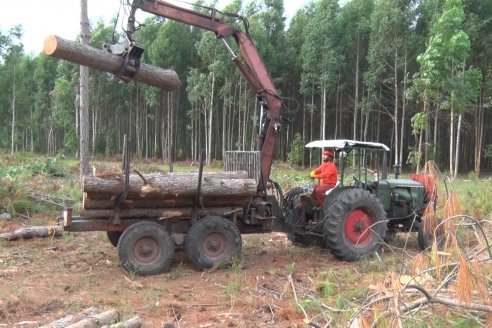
[287, 133, 305, 166]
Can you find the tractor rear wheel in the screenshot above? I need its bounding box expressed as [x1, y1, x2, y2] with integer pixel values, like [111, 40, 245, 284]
[185, 216, 242, 270]
[323, 188, 387, 261]
[117, 221, 174, 275]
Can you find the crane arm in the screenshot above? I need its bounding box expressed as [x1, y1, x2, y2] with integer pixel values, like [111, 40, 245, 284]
[132, 0, 282, 192]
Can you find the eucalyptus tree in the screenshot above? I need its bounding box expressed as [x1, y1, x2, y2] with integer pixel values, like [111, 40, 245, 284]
[336, 0, 374, 141]
[300, 0, 340, 142]
[415, 0, 480, 177]
[51, 60, 79, 155]
[32, 54, 58, 154]
[88, 20, 121, 157]
[147, 18, 195, 162]
[286, 7, 310, 166]
[80, 0, 91, 179]
[0, 25, 24, 154]
[462, 0, 492, 176]
[366, 0, 416, 167]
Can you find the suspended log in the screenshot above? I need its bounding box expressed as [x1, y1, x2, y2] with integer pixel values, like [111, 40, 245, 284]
[43, 35, 180, 91]
[78, 207, 237, 219]
[83, 173, 257, 199]
[64, 309, 119, 328]
[0, 226, 63, 241]
[83, 194, 250, 209]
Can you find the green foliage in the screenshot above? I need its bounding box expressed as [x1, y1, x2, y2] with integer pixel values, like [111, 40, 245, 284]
[287, 133, 305, 166]
[410, 112, 427, 136]
[0, 176, 32, 216]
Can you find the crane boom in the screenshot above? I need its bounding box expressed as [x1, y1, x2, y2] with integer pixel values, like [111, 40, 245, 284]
[132, 0, 282, 192]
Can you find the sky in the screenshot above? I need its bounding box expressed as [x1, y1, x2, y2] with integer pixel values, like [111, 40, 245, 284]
[0, 0, 312, 55]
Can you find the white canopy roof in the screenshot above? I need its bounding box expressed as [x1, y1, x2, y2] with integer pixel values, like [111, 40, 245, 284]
[305, 139, 390, 151]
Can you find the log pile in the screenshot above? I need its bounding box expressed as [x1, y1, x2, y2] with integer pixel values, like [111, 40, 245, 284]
[80, 171, 256, 219]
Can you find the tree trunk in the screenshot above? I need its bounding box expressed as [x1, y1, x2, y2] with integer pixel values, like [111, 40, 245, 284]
[64, 309, 119, 328]
[449, 106, 454, 176]
[40, 307, 100, 328]
[10, 53, 16, 155]
[83, 173, 256, 199]
[0, 226, 63, 241]
[453, 113, 462, 178]
[44, 35, 180, 90]
[400, 51, 407, 166]
[79, 0, 91, 181]
[393, 50, 399, 167]
[353, 32, 360, 141]
[474, 86, 485, 176]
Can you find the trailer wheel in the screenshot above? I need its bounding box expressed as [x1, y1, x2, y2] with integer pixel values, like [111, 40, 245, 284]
[107, 231, 122, 247]
[185, 216, 242, 270]
[324, 189, 387, 261]
[117, 221, 174, 276]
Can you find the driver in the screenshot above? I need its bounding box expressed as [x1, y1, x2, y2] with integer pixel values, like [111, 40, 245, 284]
[310, 149, 338, 207]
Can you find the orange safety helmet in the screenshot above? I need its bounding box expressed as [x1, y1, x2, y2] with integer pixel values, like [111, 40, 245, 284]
[323, 149, 334, 157]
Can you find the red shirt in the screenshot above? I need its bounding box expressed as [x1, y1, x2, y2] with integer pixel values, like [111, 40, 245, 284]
[314, 161, 338, 187]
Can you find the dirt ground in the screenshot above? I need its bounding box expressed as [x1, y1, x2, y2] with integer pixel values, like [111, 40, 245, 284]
[0, 218, 365, 327]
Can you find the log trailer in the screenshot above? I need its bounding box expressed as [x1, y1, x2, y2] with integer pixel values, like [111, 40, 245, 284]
[62, 0, 440, 275]
[63, 0, 287, 275]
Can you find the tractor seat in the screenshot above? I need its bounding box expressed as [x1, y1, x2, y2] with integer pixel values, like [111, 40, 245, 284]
[325, 180, 341, 196]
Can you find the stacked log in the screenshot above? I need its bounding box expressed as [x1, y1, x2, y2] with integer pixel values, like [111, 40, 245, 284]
[81, 171, 256, 219]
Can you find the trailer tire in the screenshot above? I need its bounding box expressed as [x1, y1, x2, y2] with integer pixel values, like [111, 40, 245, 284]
[185, 216, 242, 270]
[117, 221, 174, 276]
[107, 231, 122, 247]
[324, 189, 387, 261]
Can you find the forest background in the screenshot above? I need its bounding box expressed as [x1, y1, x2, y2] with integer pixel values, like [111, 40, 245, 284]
[0, 0, 491, 178]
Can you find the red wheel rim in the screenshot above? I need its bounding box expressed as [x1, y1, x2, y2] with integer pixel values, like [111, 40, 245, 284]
[132, 237, 161, 264]
[344, 208, 373, 246]
[202, 232, 227, 259]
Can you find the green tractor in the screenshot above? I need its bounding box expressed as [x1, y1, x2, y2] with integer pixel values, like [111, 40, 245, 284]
[283, 139, 438, 260]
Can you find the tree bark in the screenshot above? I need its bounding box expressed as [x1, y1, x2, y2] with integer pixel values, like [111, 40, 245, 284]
[79, 0, 91, 181]
[83, 173, 256, 199]
[44, 35, 180, 91]
[0, 226, 63, 241]
[64, 309, 119, 328]
[40, 307, 100, 328]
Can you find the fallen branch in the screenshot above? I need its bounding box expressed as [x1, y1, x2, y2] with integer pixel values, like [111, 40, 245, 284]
[406, 284, 492, 313]
[0, 225, 63, 241]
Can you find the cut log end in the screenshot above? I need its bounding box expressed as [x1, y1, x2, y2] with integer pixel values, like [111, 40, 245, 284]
[43, 34, 58, 55]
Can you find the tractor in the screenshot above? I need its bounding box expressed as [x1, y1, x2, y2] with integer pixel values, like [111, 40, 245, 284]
[282, 139, 438, 260]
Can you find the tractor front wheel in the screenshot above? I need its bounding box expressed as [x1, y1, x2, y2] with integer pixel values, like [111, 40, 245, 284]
[323, 189, 387, 261]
